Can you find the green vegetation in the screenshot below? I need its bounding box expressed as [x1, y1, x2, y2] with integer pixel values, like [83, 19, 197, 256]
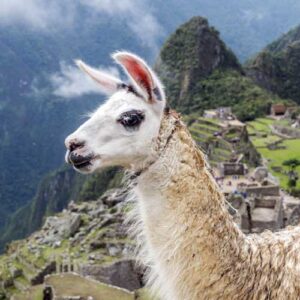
[246, 24, 300, 106]
[79, 167, 124, 201]
[46, 274, 134, 300]
[1, 166, 122, 251]
[247, 118, 300, 190]
[259, 140, 300, 189]
[13, 285, 44, 300]
[187, 115, 260, 167]
[155, 17, 284, 122]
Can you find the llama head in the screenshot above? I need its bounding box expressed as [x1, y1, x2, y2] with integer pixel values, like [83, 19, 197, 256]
[64, 52, 166, 174]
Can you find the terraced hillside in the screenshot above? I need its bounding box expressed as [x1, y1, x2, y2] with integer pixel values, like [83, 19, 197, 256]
[187, 116, 260, 167]
[247, 117, 300, 190]
[0, 189, 142, 299]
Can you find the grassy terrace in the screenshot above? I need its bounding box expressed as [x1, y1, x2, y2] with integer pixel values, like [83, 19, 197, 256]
[45, 273, 135, 300]
[259, 139, 300, 189]
[186, 116, 238, 166]
[247, 117, 300, 189]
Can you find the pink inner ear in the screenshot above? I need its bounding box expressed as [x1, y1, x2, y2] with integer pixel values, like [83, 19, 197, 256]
[119, 56, 153, 100]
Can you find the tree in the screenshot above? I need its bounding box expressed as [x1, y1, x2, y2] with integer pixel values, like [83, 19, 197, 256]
[283, 159, 300, 171]
[283, 159, 300, 190]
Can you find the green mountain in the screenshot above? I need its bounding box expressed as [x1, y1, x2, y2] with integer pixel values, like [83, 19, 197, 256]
[246, 24, 300, 104]
[155, 17, 282, 121]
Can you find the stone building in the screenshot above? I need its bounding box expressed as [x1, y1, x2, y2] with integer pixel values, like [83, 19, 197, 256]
[218, 162, 246, 177]
[270, 103, 286, 116]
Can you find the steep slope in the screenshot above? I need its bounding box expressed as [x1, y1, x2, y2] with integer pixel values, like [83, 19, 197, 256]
[155, 17, 280, 121]
[246, 24, 300, 104]
[0, 188, 139, 299]
[1, 167, 123, 251]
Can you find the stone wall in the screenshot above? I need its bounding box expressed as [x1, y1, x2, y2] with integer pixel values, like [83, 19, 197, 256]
[219, 163, 245, 176]
[78, 259, 144, 292]
[245, 185, 280, 197]
[31, 261, 56, 285]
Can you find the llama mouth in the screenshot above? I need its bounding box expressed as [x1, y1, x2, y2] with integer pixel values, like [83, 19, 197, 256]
[73, 160, 92, 169]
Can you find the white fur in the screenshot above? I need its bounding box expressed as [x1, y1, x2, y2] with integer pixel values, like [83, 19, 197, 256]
[65, 51, 166, 174]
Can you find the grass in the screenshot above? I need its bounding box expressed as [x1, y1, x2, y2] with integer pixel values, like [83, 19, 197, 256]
[247, 117, 300, 189]
[0, 256, 10, 279]
[13, 285, 43, 300]
[192, 123, 218, 134]
[190, 128, 211, 139]
[247, 118, 274, 133]
[251, 135, 282, 148]
[45, 273, 135, 300]
[258, 139, 300, 189]
[136, 288, 156, 300]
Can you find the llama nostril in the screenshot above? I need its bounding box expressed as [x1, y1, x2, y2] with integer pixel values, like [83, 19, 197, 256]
[69, 140, 85, 152]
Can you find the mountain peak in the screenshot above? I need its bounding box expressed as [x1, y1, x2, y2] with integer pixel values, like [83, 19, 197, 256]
[155, 16, 242, 112]
[246, 25, 300, 104]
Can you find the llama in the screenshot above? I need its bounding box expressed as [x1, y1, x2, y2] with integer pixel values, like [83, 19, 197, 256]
[65, 52, 300, 300]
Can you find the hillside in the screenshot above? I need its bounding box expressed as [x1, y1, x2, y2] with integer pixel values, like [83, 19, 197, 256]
[155, 17, 282, 121]
[0, 188, 149, 299]
[246, 24, 300, 104]
[247, 117, 300, 192]
[0, 167, 123, 252]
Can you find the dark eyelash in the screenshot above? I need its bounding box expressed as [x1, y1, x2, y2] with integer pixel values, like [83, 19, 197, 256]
[117, 110, 145, 130]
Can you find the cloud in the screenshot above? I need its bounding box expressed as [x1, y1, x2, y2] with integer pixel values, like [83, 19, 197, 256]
[0, 0, 74, 29]
[50, 61, 120, 98]
[0, 0, 163, 50]
[80, 0, 164, 50]
[242, 9, 267, 23]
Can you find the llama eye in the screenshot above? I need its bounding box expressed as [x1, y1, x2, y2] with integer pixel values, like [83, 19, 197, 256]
[117, 110, 145, 130]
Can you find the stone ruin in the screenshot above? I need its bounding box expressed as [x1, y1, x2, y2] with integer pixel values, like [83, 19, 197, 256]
[218, 162, 246, 177]
[222, 165, 289, 233]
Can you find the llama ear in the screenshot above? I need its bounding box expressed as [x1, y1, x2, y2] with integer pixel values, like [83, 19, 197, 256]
[75, 60, 124, 95]
[112, 52, 165, 103]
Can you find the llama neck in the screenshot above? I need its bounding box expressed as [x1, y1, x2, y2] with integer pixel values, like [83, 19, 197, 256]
[134, 113, 249, 299]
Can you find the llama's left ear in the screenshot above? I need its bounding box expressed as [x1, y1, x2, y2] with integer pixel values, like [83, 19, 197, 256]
[75, 59, 124, 95]
[112, 52, 166, 104]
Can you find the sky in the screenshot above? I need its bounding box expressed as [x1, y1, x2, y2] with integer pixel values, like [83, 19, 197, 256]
[0, 0, 163, 49]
